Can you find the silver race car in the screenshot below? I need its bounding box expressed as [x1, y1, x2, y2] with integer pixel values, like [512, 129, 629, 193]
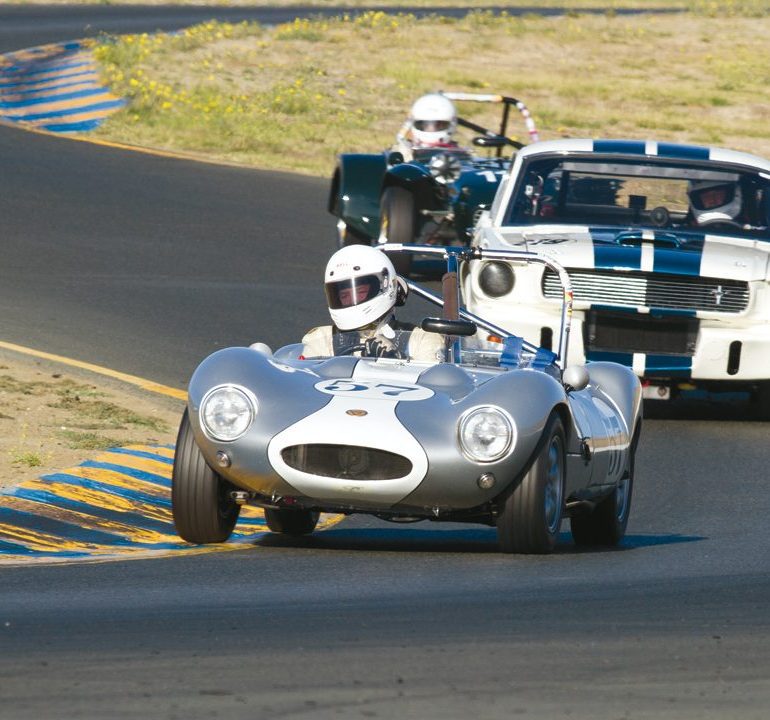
[172, 246, 642, 554]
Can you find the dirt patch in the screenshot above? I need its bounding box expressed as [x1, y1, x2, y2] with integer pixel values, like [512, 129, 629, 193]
[0, 348, 184, 492]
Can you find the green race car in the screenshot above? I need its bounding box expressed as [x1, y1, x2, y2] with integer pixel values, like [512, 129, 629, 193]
[328, 92, 539, 275]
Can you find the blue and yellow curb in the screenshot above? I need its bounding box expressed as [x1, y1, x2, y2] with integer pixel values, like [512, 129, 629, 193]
[0, 40, 124, 132]
[0, 443, 339, 565]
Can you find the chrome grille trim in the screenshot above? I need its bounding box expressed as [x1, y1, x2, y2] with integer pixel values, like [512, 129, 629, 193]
[542, 270, 749, 314]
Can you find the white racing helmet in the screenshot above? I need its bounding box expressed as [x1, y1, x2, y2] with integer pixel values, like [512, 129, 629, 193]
[409, 93, 457, 147]
[324, 245, 399, 331]
[688, 180, 742, 226]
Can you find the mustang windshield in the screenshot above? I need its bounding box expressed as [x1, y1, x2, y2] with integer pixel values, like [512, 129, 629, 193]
[505, 155, 770, 239]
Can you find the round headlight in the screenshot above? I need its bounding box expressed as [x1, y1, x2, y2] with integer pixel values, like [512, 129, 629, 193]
[458, 406, 514, 462]
[478, 262, 515, 297]
[200, 385, 256, 442]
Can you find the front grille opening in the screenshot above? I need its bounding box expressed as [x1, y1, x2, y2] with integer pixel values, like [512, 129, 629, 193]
[585, 310, 698, 355]
[281, 444, 412, 480]
[542, 269, 749, 314]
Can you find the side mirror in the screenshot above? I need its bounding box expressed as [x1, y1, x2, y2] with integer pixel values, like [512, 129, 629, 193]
[472, 135, 508, 149]
[387, 151, 405, 166]
[421, 317, 477, 337]
[562, 365, 590, 392]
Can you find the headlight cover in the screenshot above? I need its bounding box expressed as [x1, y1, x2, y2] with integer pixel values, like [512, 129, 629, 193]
[458, 406, 514, 462]
[200, 385, 256, 442]
[478, 261, 515, 298]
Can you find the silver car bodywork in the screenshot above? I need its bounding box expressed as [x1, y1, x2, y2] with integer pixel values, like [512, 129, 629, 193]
[174, 246, 642, 552]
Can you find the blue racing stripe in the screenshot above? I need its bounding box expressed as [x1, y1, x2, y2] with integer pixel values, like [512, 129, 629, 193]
[652, 247, 703, 276]
[644, 355, 692, 378]
[593, 243, 642, 271]
[656, 143, 710, 160]
[593, 140, 647, 155]
[586, 351, 633, 367]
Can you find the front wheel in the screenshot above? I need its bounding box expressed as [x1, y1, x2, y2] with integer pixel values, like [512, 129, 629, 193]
[264, 508, 320, 536]
[171, 409, 240, 544]
[497, 414, 566, 554]
[379, 186, 415, 276]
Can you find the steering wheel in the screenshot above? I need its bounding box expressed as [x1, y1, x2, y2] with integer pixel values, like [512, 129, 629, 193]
[649, 206, 670, 227]
[336, 343, 366, 356]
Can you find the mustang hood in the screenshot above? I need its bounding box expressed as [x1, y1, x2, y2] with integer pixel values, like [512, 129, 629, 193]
[494, 225, 770, 282]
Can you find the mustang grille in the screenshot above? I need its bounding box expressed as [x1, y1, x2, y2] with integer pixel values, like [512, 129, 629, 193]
[542, 270, 749, 314]
[585, 310, 698, 355]
[281, 444, 412, 480]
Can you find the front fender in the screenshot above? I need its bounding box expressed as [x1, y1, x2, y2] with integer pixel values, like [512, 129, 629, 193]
[330, 153, 387, 240]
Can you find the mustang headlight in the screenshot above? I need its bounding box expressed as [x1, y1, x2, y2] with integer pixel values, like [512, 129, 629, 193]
[200, 385, 256, 442]
[458, 406, 514, 462]
[479, 261, 515, 298]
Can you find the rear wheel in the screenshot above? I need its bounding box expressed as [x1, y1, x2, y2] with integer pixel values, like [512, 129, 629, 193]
[264, 508, 320, 536]
[172, 409, 240, 544]
[497, 414, 565, 554]
[570, 422, 639, 547]
[379, 186, 415, 276]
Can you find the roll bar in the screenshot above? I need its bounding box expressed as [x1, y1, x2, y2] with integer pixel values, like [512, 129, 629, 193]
[381, 244, 573, 370]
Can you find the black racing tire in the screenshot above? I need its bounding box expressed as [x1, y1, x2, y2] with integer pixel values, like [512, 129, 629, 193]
[171, 409, 240, 544]
[497, 413, 566, 554]
[264, 508, 320, 536]
[570, 422, 640, 547]
[751, 381, 770, 421]
[379, 186, 415, 276]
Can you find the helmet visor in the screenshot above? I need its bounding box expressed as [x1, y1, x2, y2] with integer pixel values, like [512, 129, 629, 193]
[413, 120, 451, 132]
[689, 183, 736, 211]
[325, 274, 384, 309]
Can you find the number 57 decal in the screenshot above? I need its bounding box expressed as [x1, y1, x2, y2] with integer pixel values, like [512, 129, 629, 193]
[315, 379, 434, 401]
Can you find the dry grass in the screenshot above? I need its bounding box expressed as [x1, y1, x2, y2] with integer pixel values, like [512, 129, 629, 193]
[0, 354, 182, 489]
[89, 9, 770, 176]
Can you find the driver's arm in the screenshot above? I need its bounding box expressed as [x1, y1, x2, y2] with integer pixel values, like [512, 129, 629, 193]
[301, 326, 333, 358]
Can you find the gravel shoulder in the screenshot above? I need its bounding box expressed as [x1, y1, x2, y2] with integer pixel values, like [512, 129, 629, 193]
[0, 347, 184, 491]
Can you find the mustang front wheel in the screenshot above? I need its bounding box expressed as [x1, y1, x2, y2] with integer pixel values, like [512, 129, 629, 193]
[497, 413, 565, 554]
[172, 409, 240, 544]
[379, 186, 415, 276]
[264, 508, 320, 536]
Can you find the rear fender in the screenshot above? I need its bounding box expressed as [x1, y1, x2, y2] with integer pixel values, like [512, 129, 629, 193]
[330, 153, 388, 240]
[384, 163, 441, 211]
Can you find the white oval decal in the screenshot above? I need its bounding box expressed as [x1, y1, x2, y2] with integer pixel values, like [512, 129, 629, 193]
[314, 379, 434, 401]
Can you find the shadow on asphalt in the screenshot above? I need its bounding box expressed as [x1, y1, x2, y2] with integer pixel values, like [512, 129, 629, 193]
[255, 527, 705, 555]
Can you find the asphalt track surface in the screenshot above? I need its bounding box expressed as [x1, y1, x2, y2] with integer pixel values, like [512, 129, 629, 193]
[1, 6, 769, 720]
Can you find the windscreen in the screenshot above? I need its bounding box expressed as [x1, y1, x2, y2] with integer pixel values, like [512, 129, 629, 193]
[504, 155, 770, 239]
